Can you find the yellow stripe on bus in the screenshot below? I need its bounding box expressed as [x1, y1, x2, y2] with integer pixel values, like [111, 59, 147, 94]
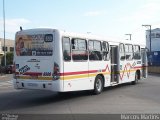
[63, 74, 88, 80]
[17, 69, 141, 81]
[63, 72, 110, 80]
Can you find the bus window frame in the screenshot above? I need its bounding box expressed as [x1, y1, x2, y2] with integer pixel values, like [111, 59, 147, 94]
[62, 37, 71, 62]
[125, 44, 134, 61]
[88, 40, 102, 61]
[133, 45, 141, 60]
[71, 38, 88, 61]
[102, 41, 110, 61]
[119, 43, 126, 61]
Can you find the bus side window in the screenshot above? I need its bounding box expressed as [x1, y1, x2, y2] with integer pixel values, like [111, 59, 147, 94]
[102, 41, 109, 61]
[62, 37, 71, 61]
[119, 43, 125, 60]
[133, 45, 141, 60]
[125, 44, 133, 60]
[89, 40, 102, 61]
[71, 38, 88, 61]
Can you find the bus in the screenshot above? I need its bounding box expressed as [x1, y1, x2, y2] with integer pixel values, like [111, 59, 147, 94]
[13, 28, 148, 94]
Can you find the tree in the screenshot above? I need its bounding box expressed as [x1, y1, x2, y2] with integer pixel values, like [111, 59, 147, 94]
[1, 52, 14, 66]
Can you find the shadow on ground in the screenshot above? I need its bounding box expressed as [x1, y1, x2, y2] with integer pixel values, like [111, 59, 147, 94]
[0, 81, 138, 111]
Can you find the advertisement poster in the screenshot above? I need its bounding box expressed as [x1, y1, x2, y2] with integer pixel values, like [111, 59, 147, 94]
[15, 34, 53, 56]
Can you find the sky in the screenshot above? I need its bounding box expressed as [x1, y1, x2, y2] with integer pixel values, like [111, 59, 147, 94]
[1, 0, 160, 43]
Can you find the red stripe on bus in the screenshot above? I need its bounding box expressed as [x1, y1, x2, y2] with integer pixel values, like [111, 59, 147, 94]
[134, 66, 142, 69]
[61, 70, 97, 76]
[61, 64, 110, 76]
[119, 64, 144, 80]
[15, 72, 42, 76]
[23, 72, 43, 76]
[15, 64, 146, 77]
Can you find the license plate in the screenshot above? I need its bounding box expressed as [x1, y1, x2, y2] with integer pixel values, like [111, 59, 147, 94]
[27, 83, 38, 87]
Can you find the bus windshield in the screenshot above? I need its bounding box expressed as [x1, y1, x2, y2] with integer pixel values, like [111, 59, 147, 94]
[15, 34, 53, 56]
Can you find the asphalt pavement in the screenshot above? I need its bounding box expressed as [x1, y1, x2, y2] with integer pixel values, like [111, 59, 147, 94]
[0, 74, 160, 114]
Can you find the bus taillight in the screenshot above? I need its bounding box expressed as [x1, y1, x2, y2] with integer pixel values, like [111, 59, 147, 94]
[53, 62, 60, 80]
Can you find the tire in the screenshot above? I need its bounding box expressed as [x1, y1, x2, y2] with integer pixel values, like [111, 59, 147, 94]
[131, 72, 138, 85]
[93, 75, 104, 95]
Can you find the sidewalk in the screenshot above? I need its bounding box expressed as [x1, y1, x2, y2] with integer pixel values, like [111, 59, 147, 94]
[0, 74, 13, 81]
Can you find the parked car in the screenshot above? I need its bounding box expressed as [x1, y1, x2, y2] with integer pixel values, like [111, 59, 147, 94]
[5, 65, 14, 74]
[0, 66, 6, 74]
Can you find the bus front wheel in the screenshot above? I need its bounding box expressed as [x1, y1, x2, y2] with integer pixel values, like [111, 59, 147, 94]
[93, 75, 104, 95]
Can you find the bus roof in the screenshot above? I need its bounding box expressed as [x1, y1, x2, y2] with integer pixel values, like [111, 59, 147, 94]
[16, 28, 146, 46]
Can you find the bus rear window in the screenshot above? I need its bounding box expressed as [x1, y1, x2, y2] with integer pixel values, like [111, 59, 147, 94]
[15, 34, 53, 56]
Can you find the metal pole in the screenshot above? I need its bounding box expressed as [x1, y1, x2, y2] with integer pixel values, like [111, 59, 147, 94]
[142, 25, 152, 52]
[125, 34, 132, 40]
[3, 0, 6, 66]
[149, 25, 152, 52]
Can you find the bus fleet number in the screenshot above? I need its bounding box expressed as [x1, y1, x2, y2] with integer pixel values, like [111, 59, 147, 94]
[43, 72, 51, 76]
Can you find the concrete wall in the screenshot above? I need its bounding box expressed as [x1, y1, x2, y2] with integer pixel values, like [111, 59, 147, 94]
[148, 66, 160, 74]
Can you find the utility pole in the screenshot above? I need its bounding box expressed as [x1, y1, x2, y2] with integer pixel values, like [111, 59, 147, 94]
[3, 0, 6, 66]
[125, 34, 132, 40]
[142, 25, 152, 52]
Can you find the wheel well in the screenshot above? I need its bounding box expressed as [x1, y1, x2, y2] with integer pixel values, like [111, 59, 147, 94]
[97, 74, 105, 86]
[136, 70, 141, 80]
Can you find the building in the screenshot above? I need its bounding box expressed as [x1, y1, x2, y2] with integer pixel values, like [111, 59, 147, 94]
[146, 28, 160, 51]
[0, 38, 14, 53]
[146, 28, 160, 66]
[0, 38, 14, 65]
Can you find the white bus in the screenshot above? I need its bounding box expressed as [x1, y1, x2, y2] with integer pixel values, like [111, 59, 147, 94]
[13, 28, 148, 94]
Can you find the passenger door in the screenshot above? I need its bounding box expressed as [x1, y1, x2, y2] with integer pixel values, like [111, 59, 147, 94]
[110, 45, 119, 84]
[141, 48, 148, 78]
